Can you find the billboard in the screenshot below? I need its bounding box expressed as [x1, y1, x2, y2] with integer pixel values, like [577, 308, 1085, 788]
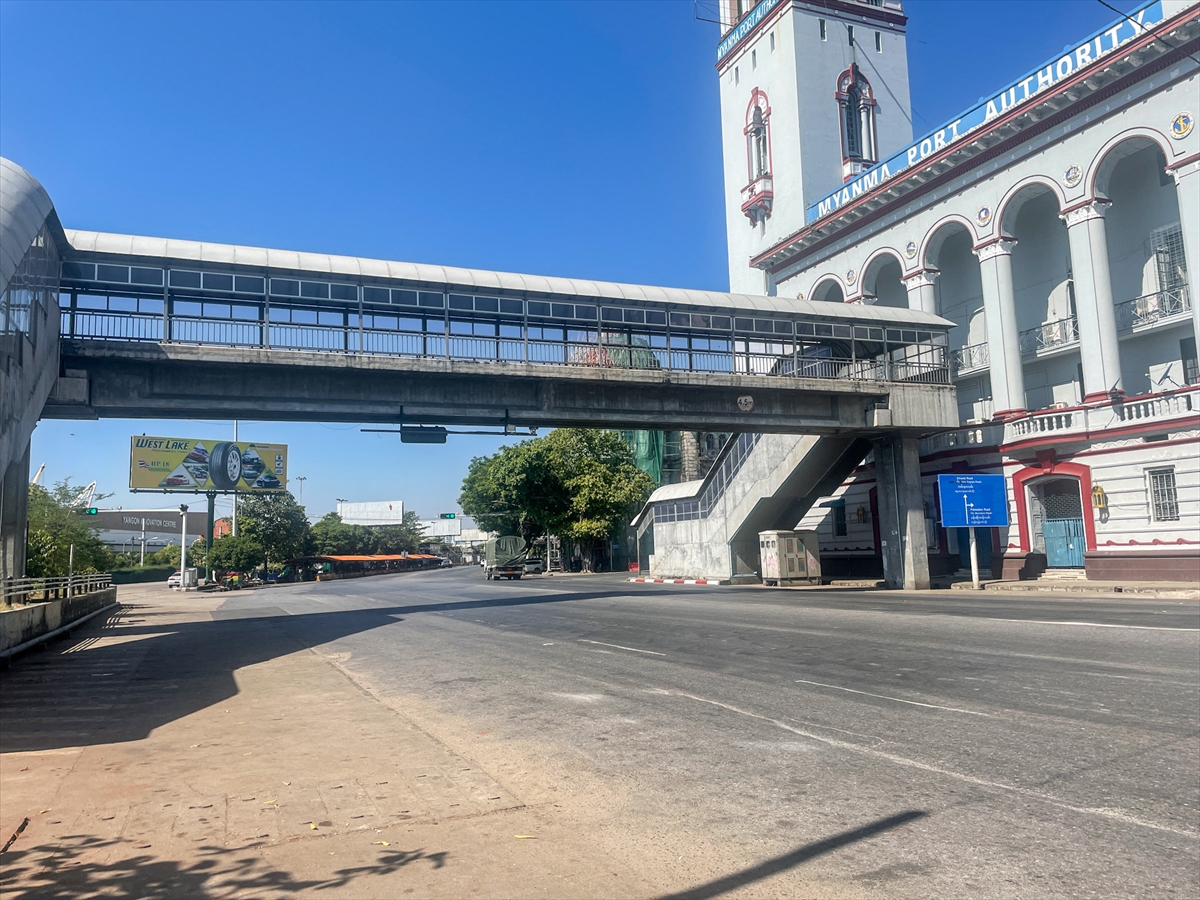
[337, 500, 404, 527]
[130, 436, 288, 492]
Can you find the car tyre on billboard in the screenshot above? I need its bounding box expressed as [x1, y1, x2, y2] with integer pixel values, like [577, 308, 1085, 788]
[210, 442, 243, 490]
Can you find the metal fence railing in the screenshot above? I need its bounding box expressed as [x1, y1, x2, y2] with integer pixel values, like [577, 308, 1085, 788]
[2, 573, 113, 607]
[1019, 316, 1080, 356]
[1115, 285, 1191, 332]
[61, 308, 953, 386]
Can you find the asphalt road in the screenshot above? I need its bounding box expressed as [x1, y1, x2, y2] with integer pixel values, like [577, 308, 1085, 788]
[214, 569, 1200, 898]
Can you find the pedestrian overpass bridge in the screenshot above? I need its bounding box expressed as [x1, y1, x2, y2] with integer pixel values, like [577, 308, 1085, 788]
[46, 230, 956, 433]
[2, 156, 956, 587]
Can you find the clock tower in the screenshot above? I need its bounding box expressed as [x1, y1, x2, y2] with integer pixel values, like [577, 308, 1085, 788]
[717, 0, 915, 294]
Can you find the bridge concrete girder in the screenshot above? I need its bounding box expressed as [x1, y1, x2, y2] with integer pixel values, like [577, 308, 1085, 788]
[45, 341, 959, 434]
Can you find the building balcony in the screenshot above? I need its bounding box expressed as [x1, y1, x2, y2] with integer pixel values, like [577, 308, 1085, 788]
[920, 385, 1199, 455]
[951, 342, 989, 377]
[740, 175, 773, 227]
[1001, 384, 1199, 446]
[1019, 315, 1079, 357]
[1115, 285, 1191, 334]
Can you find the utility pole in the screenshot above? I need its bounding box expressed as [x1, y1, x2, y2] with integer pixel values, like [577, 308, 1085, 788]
[296, 476, 307, 504]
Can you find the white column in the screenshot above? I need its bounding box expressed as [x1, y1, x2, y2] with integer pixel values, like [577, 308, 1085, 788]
[902, 269, 938, 314]
[1062, 201, 1123, 401]
[974, 240, 1025, 418]
[1169, 160, 1200, 351]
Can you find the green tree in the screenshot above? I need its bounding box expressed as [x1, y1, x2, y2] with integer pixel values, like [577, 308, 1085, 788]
[25, 479, 112, 576]
[208, 534, 266, 574]
[459, 429, 652, 566]
[374, 511, 426, 555]
[310, 513, 378, 556]
[238, 491, 311, 565]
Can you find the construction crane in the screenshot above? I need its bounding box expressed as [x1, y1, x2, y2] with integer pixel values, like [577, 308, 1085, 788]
[70, 481, 98, 508]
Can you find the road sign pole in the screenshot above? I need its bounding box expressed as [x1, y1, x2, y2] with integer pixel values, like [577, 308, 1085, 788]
[966, 495, 980, 590]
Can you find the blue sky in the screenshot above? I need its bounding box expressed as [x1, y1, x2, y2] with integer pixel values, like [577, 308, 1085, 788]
[1, 0, 1145, 521]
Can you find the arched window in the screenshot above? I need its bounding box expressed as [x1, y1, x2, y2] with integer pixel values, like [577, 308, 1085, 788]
[835, 64, 877, 181]
[741, 90, 774, 226]
[749, 105, 769, 179]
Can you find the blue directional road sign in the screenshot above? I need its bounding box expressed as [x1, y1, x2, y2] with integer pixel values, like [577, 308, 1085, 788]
[937, 474, 1010, 528]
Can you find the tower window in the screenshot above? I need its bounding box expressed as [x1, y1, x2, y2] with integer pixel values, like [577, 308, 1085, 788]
[819, 19, 827, 41]
[836, 64, 878, 170]
[746, 96, 770, 181]
[875, 31, 883, 52]
[735, 66, 740, 85]
[740, 89, 774, 227]
[752, 49, 757, 69]
[847, 25, 854, 47]
[770, 31, 775, 51]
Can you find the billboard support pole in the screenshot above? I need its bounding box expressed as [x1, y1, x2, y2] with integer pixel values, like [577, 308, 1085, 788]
[232, 421, 239, 536]
[206, 491, 217, 584]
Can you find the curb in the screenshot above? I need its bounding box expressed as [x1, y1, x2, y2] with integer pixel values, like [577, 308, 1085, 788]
[627, 577, 728, 586]
[0, 602, 119, 661]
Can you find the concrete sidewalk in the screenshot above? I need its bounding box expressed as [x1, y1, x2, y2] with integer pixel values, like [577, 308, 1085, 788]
[0, 584, 659, 899]
[949, 578, 1199, 600]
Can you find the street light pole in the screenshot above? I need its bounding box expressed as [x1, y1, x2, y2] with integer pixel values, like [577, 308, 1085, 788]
[296, 476, 307, 504]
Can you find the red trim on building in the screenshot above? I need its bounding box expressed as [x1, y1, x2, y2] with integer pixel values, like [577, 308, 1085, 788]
[751, 23, 1199, 272]
[1011, 458, 1096, 555]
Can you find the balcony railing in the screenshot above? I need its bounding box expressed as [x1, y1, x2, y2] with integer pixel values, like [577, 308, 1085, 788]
[1019, 316, 1079, 356]
[952, 342, 989, 376]
[1115, 285, 1191, 332]
[1002, 385, 1198, 444]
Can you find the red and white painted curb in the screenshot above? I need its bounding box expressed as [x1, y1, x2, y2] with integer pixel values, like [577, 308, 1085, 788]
[627, 577, 727, 585]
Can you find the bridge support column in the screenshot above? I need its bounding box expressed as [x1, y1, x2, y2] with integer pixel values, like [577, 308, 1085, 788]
[0, 442, 31, 580]
[872, 434, 930, 591]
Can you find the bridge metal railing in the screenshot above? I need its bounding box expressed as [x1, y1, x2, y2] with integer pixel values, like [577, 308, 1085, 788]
[2, 573, 113, 608]
[61, 302, 951, 386]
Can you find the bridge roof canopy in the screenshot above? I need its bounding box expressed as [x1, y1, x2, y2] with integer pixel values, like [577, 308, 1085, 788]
[65, 229, 952, 328]
[1, 158, 67, 295]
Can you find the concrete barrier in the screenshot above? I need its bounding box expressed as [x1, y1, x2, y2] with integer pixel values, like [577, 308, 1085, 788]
[0, 588, 117, 657]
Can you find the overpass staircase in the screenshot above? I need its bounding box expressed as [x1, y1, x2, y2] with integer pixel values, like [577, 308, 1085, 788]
[640, 432, 871, 581]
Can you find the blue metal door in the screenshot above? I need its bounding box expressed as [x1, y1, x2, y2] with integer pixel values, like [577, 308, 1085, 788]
[1043, 518, 1085, 568]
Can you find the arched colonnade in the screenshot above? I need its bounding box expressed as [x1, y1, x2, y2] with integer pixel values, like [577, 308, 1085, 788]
[791, 129, 1200, 419]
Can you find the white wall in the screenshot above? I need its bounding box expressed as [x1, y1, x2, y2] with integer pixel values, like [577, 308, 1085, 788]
[719, 3, 912, 294]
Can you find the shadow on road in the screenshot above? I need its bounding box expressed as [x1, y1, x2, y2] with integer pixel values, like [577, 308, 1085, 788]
[1, 583, 632, 754]
[657, 810, 928, 900]
[0, 834, 446, 900]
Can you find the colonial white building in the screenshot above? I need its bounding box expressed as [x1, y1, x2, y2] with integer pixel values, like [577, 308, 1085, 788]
[642, 0, 1199, 582]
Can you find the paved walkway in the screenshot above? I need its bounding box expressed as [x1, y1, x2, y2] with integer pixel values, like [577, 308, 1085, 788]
[949, 579, 1199, 599]
[0, 583, 658, 898]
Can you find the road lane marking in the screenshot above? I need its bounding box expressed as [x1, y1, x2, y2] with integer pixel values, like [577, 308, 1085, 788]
[577, 640, 665, 656]
[794, 679, 990, 716]
[978, 617, 1197, 632]
[665, 689, 1199, 840]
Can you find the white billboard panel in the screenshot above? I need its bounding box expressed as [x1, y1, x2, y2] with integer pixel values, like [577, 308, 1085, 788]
[337, 500, 405, 527]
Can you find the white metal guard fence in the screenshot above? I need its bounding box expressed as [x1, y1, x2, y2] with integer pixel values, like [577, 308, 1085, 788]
[2, 573, 113, 607]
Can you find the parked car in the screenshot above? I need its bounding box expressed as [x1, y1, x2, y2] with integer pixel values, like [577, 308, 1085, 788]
[166, 571, 182, 588]
[524, 557, 544, 575]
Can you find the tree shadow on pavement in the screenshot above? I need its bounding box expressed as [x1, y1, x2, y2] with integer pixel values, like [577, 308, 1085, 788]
[657, 810, 928, 900]
[0, 586, 645, 753]
[0, 834, 447, 899]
